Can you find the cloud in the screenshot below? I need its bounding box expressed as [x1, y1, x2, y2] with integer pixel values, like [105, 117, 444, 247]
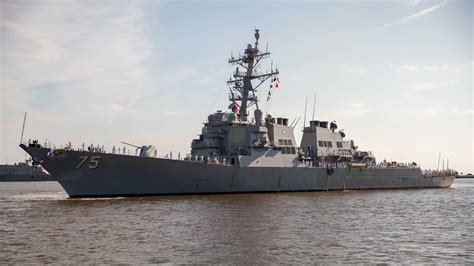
[396, 106, 442, 118]
[1, 1, 153, 119]
[452, 108, 474, 115]
[388, 63, 454, 72]
[391, 79, 459, 106]
[401, 65, 419, 72]
[163, 111, 184, 117]
[408, 82, 441, 92]
[334, 103, 372, 117]
[415, 106, 442, 118]
[198, 77, 212, 83]
[342, 64, 368, 75]
[403, 0, 422, 6]
[384, 1, 447, 27]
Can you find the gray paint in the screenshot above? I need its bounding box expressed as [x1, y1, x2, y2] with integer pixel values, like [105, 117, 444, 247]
[20, 145, 453, 197]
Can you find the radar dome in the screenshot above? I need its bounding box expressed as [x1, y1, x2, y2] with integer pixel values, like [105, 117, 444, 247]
[254, 109, 263, 120]
[208, 115, 215, 123]
[254, 109, 263, 125]
[227, 113, 236, 121]
[339, 130, 346, 139]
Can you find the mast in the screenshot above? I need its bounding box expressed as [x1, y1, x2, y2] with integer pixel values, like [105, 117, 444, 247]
[227, 30, 279, 121]
[20, 112, 27, 144]
[303, 94, 308, 127]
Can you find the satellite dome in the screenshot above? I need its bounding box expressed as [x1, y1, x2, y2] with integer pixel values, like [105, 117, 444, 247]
[254, 109, 263, 125]
[208, 115, 214, 123]
[227, 113, 236, 121]
[339, 130, 346, 139]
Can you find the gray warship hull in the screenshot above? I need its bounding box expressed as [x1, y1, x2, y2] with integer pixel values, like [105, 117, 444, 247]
[21, 145, 454, 198]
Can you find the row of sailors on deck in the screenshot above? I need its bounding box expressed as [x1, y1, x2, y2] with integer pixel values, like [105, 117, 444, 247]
[422, 169, 457, 177]
[30, 139, 183, 159]
[187, 155, 227, 164]
[28, 139, 54, 149]
[377, 160, 418, 168]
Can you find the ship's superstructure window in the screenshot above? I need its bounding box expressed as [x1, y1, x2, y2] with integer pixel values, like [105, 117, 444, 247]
[336, 142, 343, 148]
[278, 139, 296, 154]
[281, 146, 296, 155]
[318, 140, 333, 148]
[279, 139, 293, 146]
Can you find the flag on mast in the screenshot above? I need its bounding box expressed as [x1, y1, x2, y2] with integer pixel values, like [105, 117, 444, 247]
[267, 75, 280, 102]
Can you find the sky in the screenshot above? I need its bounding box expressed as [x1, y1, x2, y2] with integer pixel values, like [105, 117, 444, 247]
[0, 0, 472, 173]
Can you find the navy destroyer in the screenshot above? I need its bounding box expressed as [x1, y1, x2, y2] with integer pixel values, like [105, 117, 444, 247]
[20, 30, 455, 197]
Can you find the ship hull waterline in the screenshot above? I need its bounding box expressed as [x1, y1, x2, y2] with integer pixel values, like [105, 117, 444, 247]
[20, 145, 454, 198]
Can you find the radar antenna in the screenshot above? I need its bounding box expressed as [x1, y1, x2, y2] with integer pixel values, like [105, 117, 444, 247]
[227, 29, 279, 121]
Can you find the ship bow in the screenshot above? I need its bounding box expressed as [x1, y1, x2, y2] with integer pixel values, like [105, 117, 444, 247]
[19, 144, 50, 164]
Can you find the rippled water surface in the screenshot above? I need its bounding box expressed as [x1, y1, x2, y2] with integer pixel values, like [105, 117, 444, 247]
[1, 180, 473, 264]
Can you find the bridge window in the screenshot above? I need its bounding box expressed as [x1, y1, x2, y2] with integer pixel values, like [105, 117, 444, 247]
[290, 147, 296, 154]
[318, 140, 335, 148]
[280, 146, 296, 154]
[279, 139, 294, 147]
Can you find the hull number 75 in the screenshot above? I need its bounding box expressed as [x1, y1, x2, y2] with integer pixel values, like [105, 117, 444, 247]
[76, 156, 102, 169]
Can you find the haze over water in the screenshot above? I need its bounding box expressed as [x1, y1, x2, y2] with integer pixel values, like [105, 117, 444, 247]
[1, 180, 473, 264]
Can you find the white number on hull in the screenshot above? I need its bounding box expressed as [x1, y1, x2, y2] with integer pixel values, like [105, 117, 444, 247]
[76, 156, 102, 170]
[76, 156, 89, 169]
[89, 156, 101, 169]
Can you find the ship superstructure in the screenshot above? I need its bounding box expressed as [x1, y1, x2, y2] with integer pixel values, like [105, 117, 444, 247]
[190, 30, 298, 167]
[19, 30, 455, 197]
[191, 30, 374, 169]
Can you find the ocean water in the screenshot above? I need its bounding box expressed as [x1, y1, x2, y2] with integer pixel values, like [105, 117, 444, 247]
[1, 179, 473, 264]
